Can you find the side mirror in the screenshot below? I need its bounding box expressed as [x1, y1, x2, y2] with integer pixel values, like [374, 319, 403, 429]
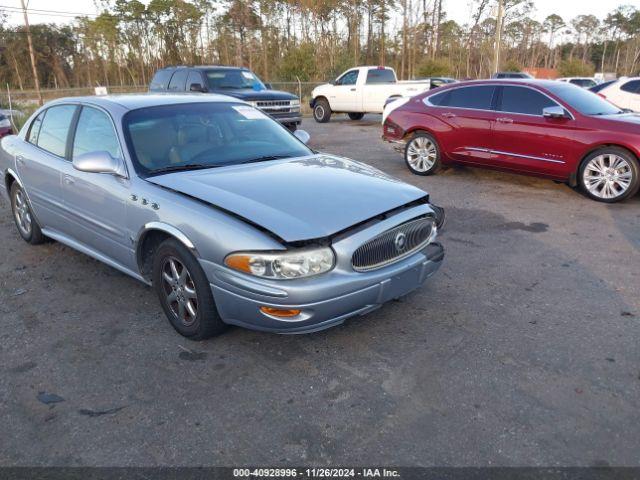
[264, 83, 273, 90]
[543, 106, 568, 119]
[73, 151, 126, 177]
[293, 129, 310, 145]
[189, 83, 205, 92]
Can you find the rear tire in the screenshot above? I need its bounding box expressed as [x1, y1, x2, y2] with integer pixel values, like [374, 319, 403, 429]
[348, 112, 365, 120]
[10, 182, 45, 245]
[313, 98, 331, 123]
[404, 132, 442, 176]
[152, 238, 227, 340]
[578, 147, 639, 203]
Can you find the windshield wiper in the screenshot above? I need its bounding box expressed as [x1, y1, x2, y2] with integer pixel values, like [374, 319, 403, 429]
[238, 154, 291, 165]
[149, 164, 219, 176]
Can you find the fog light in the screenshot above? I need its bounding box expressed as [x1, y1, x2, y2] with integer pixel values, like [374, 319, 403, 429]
[260, 306, 301, 318]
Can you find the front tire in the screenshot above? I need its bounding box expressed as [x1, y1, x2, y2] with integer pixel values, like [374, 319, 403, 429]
[152, 238, 227, 340]
[10, 182, 45, 244]
[404, 132, 442, 176]
[348, 112, 365, 121]
[578, 147, 639, 203]
[313, 98, 331, 123]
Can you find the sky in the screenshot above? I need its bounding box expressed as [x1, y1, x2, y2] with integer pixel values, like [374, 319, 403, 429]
[0, 0, 637, 27]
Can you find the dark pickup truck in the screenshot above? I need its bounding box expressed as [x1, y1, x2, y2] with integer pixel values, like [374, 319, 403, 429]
[149, 66, 302, 131]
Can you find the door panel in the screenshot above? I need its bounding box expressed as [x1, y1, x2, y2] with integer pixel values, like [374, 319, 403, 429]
[61, 106, 133, 267]
[330, 70, 360, 111]
[16, 142, 68, 231]
[427, 85, 497, 163]
[16, 105, 77, 232]
[438, 109, 497, 163]
[60, 163, 132, 267]
[491, 116, 576, 176]
[490, 86, 576, 177]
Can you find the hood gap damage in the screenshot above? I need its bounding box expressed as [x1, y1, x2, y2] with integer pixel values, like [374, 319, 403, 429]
[149, 180, 431, 249]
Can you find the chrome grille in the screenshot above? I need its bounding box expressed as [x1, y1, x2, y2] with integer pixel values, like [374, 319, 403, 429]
[351, 217, 435, 272]
[255, 100, 294, 113]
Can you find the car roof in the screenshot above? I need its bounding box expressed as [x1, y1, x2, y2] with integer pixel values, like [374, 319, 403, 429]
[45, 93, 242, 111]
[158, 65, 249, 71]
[433, 78, 562, 89]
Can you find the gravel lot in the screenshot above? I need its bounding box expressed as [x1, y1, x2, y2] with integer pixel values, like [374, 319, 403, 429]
[0, 115, 638, 467]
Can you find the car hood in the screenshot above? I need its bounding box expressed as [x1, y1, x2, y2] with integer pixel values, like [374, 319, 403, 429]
[147, 155, 428, 243]
[214, 89, 297, 101]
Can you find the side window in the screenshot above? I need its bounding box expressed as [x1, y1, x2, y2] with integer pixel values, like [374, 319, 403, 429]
[150, 69, 173, 91]
[427, 90, 449, 106]
[36, 105, 77, 157]
[621, 80, 640, 94]
[366, 68, 396, 84]
[499, 86, 557, 115]
[168, 70, 189, 91]
[27, 110, 45, 144]
[445, 86, 495, 110]
[186, 71, 204, 90]
[337, 70, 359, 86]
[72, 107, 122, 160]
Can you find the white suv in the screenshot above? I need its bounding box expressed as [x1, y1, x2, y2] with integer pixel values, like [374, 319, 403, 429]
[596, 77, 640, 112]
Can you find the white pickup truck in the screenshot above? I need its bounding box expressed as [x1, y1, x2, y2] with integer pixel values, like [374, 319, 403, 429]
[310, 66, 431, 123]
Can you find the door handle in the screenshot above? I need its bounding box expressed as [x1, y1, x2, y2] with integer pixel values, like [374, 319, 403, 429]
[497, 117, 513, 124]
[350, 88, 356, 91]
[63, 175, 75, 185]
[441, 112, 456, 118]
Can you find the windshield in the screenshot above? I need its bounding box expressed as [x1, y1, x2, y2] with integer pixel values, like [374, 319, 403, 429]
[545, 83, 622, 116]
[123, 102, 312, 176]
[205, 69, 266, 90]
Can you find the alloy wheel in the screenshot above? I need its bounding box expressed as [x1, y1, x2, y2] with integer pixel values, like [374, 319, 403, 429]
[583, 154, 633, 200]
[13, 189, 32, 237]
[161, 256, 198, 327]
[407, 136, 437, 172]
[314, 105, 325, 121]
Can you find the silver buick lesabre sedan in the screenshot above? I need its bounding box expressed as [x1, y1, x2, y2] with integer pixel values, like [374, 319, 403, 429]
[0, 94, 444, 339]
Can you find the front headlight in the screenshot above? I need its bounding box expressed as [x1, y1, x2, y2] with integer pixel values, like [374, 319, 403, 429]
[225, 247, 335, 280]
[290, 99, 300, 106]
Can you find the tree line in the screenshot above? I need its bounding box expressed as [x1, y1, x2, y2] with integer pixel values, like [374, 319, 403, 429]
[0, 0, 639, 92]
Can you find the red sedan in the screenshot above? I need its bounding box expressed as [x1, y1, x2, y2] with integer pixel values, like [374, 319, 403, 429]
[382, 80, 640, 203]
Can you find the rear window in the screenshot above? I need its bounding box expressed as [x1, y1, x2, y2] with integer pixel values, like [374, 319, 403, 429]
[150, 69, 173, 91]
[429, 86, 495, 110]
[366, 69, 396, 84]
